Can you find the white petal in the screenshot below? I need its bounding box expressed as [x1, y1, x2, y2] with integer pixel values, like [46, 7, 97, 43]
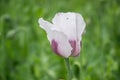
[52, 12, 77, 40]
[51, 31, 72, 58]
[38, 18, 52, 34]
[76, 13, 86, 41]
[38, 18, 56, 41]
[38, 18, 72, 57]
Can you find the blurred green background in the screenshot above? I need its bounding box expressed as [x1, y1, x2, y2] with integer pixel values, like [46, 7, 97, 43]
[0, 0, 120, 80]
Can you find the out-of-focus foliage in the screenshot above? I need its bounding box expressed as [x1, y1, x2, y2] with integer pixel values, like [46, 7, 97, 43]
[0, 0, 120, 80]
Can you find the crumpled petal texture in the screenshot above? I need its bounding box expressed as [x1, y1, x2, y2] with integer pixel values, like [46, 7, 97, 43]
[38, 12, 86, 58]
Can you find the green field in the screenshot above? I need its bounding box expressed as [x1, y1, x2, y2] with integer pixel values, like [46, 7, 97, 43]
[0, 0, 120, 80]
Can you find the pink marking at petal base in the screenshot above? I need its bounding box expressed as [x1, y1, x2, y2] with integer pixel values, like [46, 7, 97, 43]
[69, 40, 81, 57]
[69, 40, 76, 54]
[51, 40, 62, 57]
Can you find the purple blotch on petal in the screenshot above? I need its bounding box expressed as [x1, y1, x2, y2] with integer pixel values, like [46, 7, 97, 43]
[69, 40, 76, 54]
[51, 40, 62, 57]
[69, 40, 81, 57]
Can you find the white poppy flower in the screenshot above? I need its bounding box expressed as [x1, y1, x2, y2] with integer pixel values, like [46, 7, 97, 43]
[38, 12, 86, 58]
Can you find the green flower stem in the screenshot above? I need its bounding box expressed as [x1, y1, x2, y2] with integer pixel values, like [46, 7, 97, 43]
[64, 58, 72, 80]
